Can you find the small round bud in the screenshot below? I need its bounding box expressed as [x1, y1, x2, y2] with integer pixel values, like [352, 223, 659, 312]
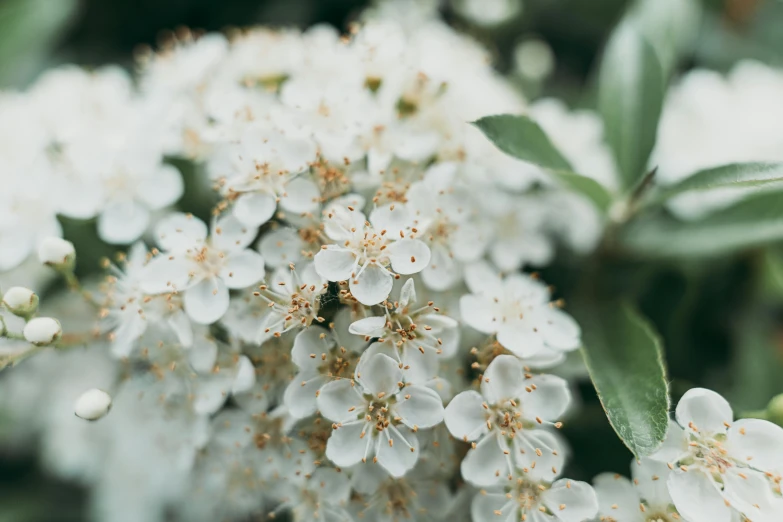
[74, 388, 112, 421]
[767, 394, 783, 426]
[23, 317, 62, 345]
[2, 286, 39, 318]
[38, 237, 76, 270]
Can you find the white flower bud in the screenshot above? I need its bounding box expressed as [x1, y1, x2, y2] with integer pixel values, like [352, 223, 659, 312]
[74, 388, 112, 421]
[23, 317, 62, 345]
[38, 237, 76, 270]
[2, 286, 39, 318]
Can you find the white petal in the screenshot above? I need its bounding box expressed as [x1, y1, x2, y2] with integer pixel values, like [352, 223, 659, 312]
[399, 341, 439, 384]
[630, 458, 674, 511]
[168, 310, 193, 347]
[471, 491, 515, 522]
[480, 354, 524, 404]
[138, 164, 184, 210]
[139, 255, 193, 294]
[649, 419, 689, 464]
[497, 321, 546, 358]
[284, 374, 328, 419]
[369, 203, 412, 237]
[388, 239, 431, 275]
[542, 479, 598, 522]
[398, 278, 416, 307]
[220, 250, 266, 289]
[98, 201, 150, 244]
[314, 246, 356, 281]
[317, 379, 365, 423]
[350, 263, 393, 305]
[348, 316, 387, 338]
[394, 385, 444, 429]
[325, 422, 367, 468]
[155, 213, 206, 252]
[444, 390, 488, 441]
[667, 469, 733, 522]
[367, 148, 393, 176]
[292, 326, 335, 371]
[233, 192, 277, 227]
[355, 352, 402, 398]
[231, 355, 256, 394]
[421, 246, 460, 291]
[593, 473, 642, 522]
[212, 213, 257, 251]
[376, 427, 419, 478]
[675, 388, 733, 435]
[460, 434, 508, 487]
[515, 430, 566, 483]
[537, 307, 581, 351]
[310, 467, 352, 504]
[184, 276, 230, 324]
[723, 469, 781, 522]
[110, 312, 147, 358]
[521, 374, 571, 423]
[464, 261, 503, 296]
[189, 336, 218, 373]
[280, 177, 320, 214]
[459, 294, 500, 334]
[258, 227, 305, 268]
[726, 418, 783, 471]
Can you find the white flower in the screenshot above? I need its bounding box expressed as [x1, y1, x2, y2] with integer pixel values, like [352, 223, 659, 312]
[593, 458, 679, 522]
[314, 203, 431, 305]
[348, 279, 459, 384]
[208, 127, 320, 228]
[649, 388, 783, 522]
[74, 388, 112, 421]
[471, 471, 598, 522]
[459, 262, 580, 366]
[317, 352, 444, 477]
[283, 322, 363, 419]
[23, 317, 62, 345]
[37, 236, 75, 270]
[444, 354, 570, 486]
[274, 467, 353, 522]
[101, 242, 192, 357]
[2, 286, 38, 318]
[350, 473, 454, 521]
[141, 213, 266, 324]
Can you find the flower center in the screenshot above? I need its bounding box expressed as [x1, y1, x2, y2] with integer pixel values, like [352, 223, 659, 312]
[190, 245, 225, 277]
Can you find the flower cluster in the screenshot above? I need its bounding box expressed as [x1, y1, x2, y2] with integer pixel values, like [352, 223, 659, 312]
[0, 3, 780, 522]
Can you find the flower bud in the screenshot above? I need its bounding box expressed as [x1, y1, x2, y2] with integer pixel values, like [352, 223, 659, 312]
[23, 317, 62, 345]
[2, 286, 39, 318]
[38, 237, 76, 270]
[74, 388, 112, 421]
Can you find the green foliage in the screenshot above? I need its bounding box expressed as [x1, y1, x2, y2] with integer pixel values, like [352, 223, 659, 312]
[650, 162, 783, 204]
[575, 302, 670, 458]
[597, 21, 665, 189]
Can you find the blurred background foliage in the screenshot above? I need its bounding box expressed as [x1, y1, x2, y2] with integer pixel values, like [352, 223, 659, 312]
[1, 0, 783, 520]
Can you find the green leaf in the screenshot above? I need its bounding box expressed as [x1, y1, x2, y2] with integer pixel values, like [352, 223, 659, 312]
[472, 114, 572, 172]
[620, 191, 783, 258]
[472, 115, 614, 211]
[549, 170, 614, 212]
[598, 21, 665, 190]
[574, 301, 670, 458]
[651, 162, 783, 203]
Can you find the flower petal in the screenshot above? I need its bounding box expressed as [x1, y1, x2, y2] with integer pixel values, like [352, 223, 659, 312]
[314, 246, 356, 282]
[520, 374, 571, 423]
[471, 491, 515, 522]
[376, 427, 419, 478]
[258, 227, 305, 268]
[212, 213, 257, 251]
[140, 255, 193, 294]
[515, 430, 566, 483]
[231, 355, 256, 395]
[667, 469, 733, 522]
[630, 458, 674, 511]
[350, 263, 393, 305]
[355, 352, 402, 398]
[480, 354, 524, 404]
[219, 249, 266, 289]
[388, 239, 431, 275]
[444, 390, 488, 441]
[537, 307, 581, 351]
[726, 418, 783, 471]
[648, 419, 689, 464]
[317, 379, 365, 423]
[233, 192, 277, 227]
[395, 385, 444, 429]
[138, 164, 184, 210]
[280, 176, 320, 214]
[325, 422, 367, 468]
[675, 387, 733, 435]
[541, 479, 598, 522]
[284, 374, 328, 419]
[184, 276, 230, 324]
[291, 326, 335, 371]
[155, 212, 206, 252]
[593, 473, 642, 522]
[723, 469, 782, 522]
[369, 203, 411, 237]
[460, 433, 508, 487]
[497, 321, 546, 358]
[98, 201, 150, 244]
[348, 316, 387, 338]
[459, 294, 500, 334]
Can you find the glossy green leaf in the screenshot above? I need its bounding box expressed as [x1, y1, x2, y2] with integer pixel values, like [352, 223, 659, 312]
[472, 114, 572, 172]
[598, 21, 665, 190]
[575, 302, 670, 458]
[473, 114, 613, 211]
[621, 191, 783, 258]
[651, 162, 783, 203]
